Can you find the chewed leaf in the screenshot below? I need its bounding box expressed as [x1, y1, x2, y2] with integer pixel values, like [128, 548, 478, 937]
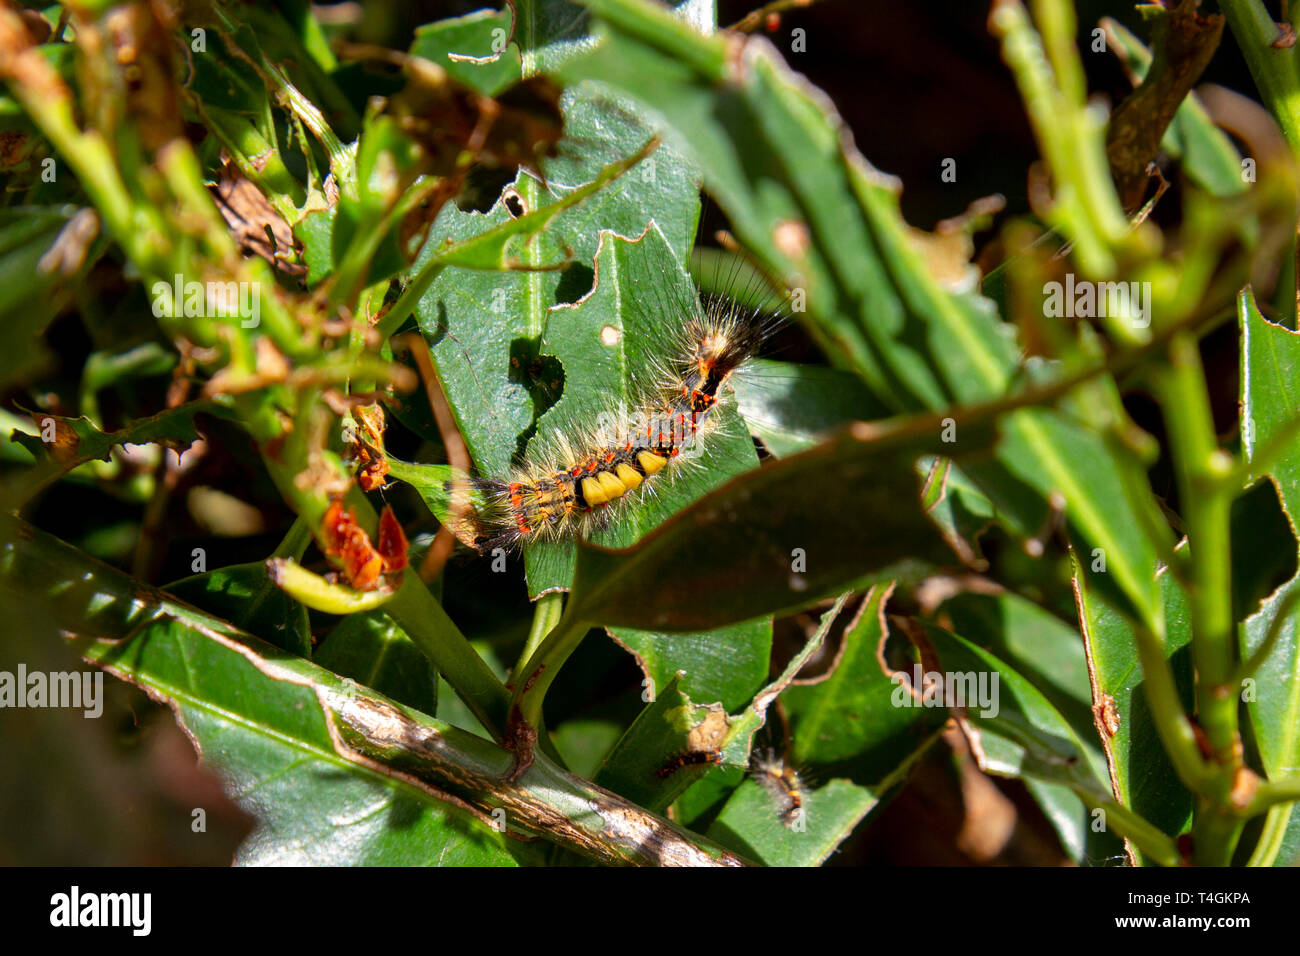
[414, 85, 700, 480]
[1239, 288, 1300, 864]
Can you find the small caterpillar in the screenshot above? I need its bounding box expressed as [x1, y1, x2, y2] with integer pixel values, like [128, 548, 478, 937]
[656, 746, 725, 778]
[749, 749, 806, 827]
[471, 293, 779, 553]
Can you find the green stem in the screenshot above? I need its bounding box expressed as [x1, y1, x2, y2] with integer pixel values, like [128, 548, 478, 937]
[1132, 621, 1214, 792]
[272, 515, 313, 560]
[154, 143, 312, 360]
[1246, 773, 1300, 812]
[1151, 334, 1246, 865]
[1087, 795, 1183, 867]
[509, 608, 592, 733]
[1220, 0, 1300, 149]
[1246, 803, 1294, 865]
[210, 2, 355, 190]
[375, 261, 446, 341]
[384, 575, 511, 739]
[253, 431, 510, 738]
[1153, 336, 1238, 763]
[516, 591, 564, 677]
[1194, 807, 1248, 866]
[330, 177, 438, 311]
[991, 0, 1131, 279]
[197, 105, 305, 218]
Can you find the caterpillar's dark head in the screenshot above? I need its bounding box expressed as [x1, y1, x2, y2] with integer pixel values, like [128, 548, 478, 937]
[681, 304, 774, 405]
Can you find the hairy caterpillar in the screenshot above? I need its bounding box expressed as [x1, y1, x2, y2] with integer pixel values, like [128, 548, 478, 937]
[656, 746, 725, 778]
[470, 290, 780, 553]
[749, 749, 806, 827]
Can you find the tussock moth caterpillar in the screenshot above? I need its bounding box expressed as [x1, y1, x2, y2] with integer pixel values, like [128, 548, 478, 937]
[749, 748, 807, 827]
[470, 285, 781, 554]
[656, 746, 725, 778]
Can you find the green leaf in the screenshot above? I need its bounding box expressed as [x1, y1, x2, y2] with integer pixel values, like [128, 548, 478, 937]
[385, 459, 482, 525]
[705, 777, 876, 867]
[3, 517, 523, 866]
[296, 208, 334, 286]
[1239, 287, 1300, 865]
[412, 89, 699, 498]
[1073, 554, 1194, 863]
[5, 400, 235, 508]
[940, 590, 1094, 740]
[167, 562, 312, 658]
[593, 673, 729, 813]
[513, 0, 710, 76]
[783, 586, 945, 784]
[920, 622, 1171, 865]
[683, 602, 882, 866]
[730, 359, 888, 457]
[666, 593, 854, 830]
[411, 8, 522, 97]
[1242, 289, 1300, 520]
[486, 223, 774, 719]
[314, 611, 439, 716]
[0, 207, 102, 388]
[212, 3, 360, 139]
[513, 0, 716, 76]
[609, 618, 770, 715]
[561, 0, 1172, 631]
[1241, 578, 1300, 866]
[918, 456, 997, 563]
[10, 402, 222, 464]
[2, 513, 746, 866]
[996, 404, 1169, 628]
[0, 565, 250, 864]
[937, 588, 1115, 862]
